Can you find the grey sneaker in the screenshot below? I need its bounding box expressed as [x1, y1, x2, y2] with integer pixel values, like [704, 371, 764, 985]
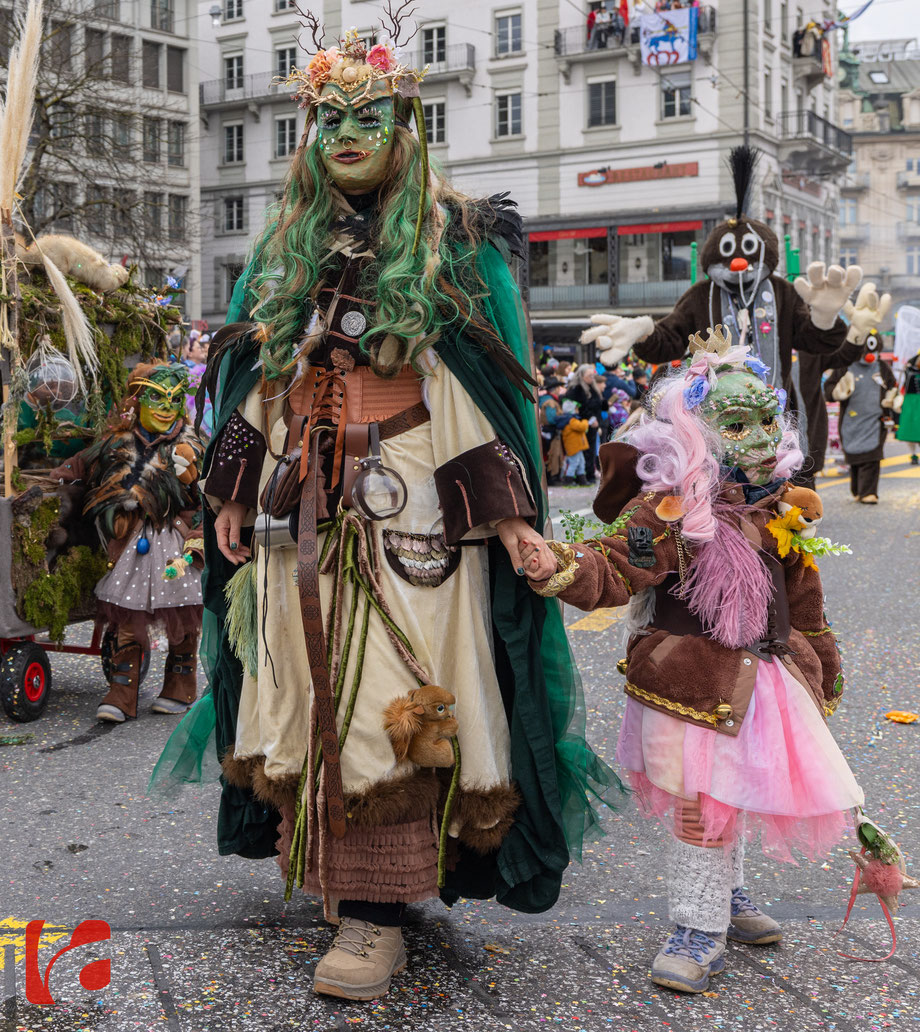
[313, 918, 406, 1000]
[650, 926, 726, 993]
[727, 889, 782, 944]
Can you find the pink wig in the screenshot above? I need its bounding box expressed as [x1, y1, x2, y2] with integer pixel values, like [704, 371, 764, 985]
[625, 365, 803, 649]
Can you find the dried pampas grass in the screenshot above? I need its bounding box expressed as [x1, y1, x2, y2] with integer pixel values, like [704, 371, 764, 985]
[0, 0, 44, 215]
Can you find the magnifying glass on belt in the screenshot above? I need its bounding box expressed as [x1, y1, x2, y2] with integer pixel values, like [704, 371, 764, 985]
[349, 423, 408, 521]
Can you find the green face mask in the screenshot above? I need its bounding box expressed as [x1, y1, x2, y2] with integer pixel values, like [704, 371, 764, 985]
[701, 371, 783, 485]
[316, 80, 395, 194]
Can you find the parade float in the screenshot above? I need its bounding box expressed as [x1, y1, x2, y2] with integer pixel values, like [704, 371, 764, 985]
[0, 0, 182, 721]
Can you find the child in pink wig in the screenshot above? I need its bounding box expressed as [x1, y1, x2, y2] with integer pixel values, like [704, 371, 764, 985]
[521, 326, 863, 994]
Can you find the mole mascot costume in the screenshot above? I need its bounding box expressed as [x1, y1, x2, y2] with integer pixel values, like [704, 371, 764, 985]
[824, 326, 897, 503]
[582, 146, 884, 485]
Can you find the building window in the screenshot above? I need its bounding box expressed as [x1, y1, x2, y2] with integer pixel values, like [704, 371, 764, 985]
[224, 263, 245, 305]
[85, 112, 106, 156]
[495, 12, 522, 56]
[908, 202, 920, 224]
[275, 116, 297, 157]
[86, 185, 108, 235]
[111, 113, 132, 159]
[85, 28, 105, 77]
[496, 92, 522, 137]
[764, 69, 773, 119]
[167, 121, 185, 166]
[839, 198, 857, 225]
[839, 248, 858, 267]
[275, 45, 297, 78]
[166, 46, 185, 92]
[151, 0, 174, 32]
[110, 34, 131, 81]
[224, 0, 243, 20]
[142, 40, 160, 88]
[661, 71, 691, 118]
[224, 123, 244, 163]
[587, 80, 616, 127]
[168, 194, 187, 242]
[423, 100, 445, 144]
[908, 247, 920, 276]
[144, 191, 163, 238]
[113, 188, 134, 235]
[223, 197, 244, 232]
[422, 26, 446, 64]
[49, 103, 77, 143]
[143, 116, 160, 163]
[46, 21, 73, 75]
[764, 0, 773, 31]
[224, 53, 244, 88]
[275, 0, 294, 8]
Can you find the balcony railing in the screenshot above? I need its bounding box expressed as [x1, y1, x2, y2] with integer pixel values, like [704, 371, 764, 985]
[840, 171, 870, 191]
[200, 71, 291, 107]
[838, 222, 871, 243]
[779, 110, 852, 157]
[897, 170, 920, 190]
[897, 221, 920, 241]
[554, 6, 714, 58]
[529, 284, 610, 309]
[408, 43, 475, 77]
[617, 279, 692, 308]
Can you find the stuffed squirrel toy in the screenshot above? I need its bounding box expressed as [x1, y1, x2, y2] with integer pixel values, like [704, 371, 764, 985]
[777, 484, 823, 540]
[383, 684, 458, 767]
[16, 233, 129, 293]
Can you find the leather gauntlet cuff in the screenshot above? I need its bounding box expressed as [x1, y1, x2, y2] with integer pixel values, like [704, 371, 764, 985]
[204, 411, 266, 510]
[433, 438, 536, 545]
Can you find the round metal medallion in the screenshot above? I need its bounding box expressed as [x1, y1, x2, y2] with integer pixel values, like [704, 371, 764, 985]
[340, 310, 367, 337]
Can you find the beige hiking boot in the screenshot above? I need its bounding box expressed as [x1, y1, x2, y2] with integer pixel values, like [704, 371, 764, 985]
[313, 918, 407, 1000]
[727, 889, 782, 945]
[650, 926, 726, 993]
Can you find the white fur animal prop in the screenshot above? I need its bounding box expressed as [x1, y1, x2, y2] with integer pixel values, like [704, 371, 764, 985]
[17, 234, 128, 293]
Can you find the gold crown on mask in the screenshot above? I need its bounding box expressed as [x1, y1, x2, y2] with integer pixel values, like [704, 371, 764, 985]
[688, 324, 733, 357]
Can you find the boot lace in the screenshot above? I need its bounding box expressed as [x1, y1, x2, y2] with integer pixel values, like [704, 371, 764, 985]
[330, 919, 382, 959]
[662, 926, 718, 963]
[731, 889, 763, 917]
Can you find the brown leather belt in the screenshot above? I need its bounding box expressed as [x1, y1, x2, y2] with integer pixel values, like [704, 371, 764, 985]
[297, 429, 346, 839]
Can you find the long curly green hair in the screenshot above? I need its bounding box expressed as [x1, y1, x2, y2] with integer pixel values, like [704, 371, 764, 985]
[249, 113, 501, 380]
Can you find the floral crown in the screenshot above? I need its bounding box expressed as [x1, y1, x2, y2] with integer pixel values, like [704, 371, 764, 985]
[283, 7, 425, 108]
[681, 325, 786, 414]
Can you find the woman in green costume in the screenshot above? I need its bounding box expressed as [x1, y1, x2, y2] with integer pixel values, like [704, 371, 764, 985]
[896, 349, 920, 464]
[153, 22, 618, 1001]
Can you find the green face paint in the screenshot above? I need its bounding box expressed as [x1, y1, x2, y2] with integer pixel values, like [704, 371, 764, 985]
[316, 80, 395, 194]
[701, 371, 783, 485]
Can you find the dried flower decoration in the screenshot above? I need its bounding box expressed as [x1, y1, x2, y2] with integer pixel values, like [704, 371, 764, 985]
[279, 3, 424, 107]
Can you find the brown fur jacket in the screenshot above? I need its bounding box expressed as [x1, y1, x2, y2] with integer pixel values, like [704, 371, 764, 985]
[552, 483, 843, 737]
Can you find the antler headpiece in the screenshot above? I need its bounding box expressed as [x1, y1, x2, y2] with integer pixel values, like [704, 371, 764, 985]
[282, 2, 425, 107]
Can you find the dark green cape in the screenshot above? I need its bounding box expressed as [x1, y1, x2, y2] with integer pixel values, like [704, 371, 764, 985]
[151, 242, 620, 912]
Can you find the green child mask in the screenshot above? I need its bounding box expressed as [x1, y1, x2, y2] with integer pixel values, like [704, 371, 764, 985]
[701, 371, 783, 485]
[133, 365, 188, 436]
[316, 79, 396, 194]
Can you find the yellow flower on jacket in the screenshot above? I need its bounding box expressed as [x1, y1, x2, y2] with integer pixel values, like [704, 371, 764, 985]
[766, 506, 803, 558]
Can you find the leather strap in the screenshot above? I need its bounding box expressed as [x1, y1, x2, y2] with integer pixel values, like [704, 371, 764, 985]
[378, 400, 430, 441]
[297, 429, 347, 840]
[342, 424, 370, 509]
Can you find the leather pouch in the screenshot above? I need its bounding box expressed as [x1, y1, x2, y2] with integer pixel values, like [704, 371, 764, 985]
[259, 416, 306, 518]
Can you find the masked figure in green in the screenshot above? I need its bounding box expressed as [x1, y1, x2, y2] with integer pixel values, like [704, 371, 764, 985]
[151, 23, 619, 1001]
[51, 362, 205, 722]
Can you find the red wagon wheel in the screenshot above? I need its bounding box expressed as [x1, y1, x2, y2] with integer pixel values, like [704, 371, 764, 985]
[0, 643, 52, 722]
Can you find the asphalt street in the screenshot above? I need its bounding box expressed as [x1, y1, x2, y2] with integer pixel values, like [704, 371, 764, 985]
[2, 446, 919, 1032]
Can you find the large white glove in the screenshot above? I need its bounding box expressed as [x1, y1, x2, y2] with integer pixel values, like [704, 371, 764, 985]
[580, 313, 655, 368]
[882, 387, 899, 410]
[793, 262, 862, 331]
[843, 282, 892, 346]
[894, 392, 905, 414]
[832, 371, 855, 402]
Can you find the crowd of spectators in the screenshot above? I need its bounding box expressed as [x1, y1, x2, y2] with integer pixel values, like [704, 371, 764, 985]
[537, 347, 649, 486]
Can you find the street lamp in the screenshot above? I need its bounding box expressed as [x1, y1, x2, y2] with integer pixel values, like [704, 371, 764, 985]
[209, 4, 222, 28]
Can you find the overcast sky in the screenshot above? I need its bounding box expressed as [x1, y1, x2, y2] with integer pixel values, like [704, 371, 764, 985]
[843, 0, 917, 45]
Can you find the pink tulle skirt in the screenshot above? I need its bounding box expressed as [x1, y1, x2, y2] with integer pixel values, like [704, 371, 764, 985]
[616, 659, 864, 862]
